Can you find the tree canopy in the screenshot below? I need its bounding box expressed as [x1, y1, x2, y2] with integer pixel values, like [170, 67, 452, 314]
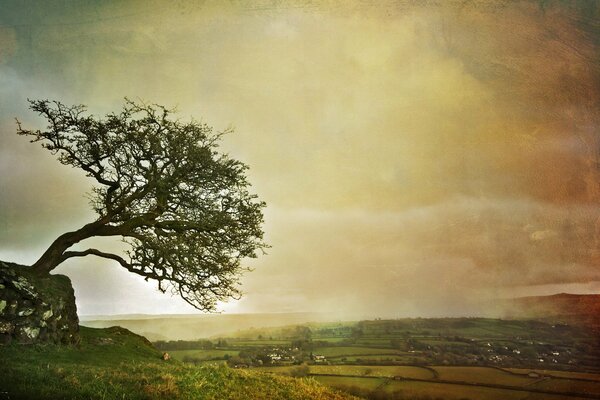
[17, 99, 267, 311]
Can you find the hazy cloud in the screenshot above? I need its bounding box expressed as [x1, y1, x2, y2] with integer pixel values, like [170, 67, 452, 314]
[0, 1, 598, 316]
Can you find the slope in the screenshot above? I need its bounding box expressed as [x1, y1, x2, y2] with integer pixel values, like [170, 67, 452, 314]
[0, 326, 355, 400]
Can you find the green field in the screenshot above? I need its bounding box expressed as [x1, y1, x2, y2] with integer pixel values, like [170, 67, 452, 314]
[274, 365, 436, 379]
[263, 363, 599, 399]
[227, 340, 290, 346]
[506, 368, 600, 381]
[320, 365, 433, 379]
[353, 339, 396, 346]
[170, 349, 241, 361]
[382, 380, 587, 400]
[313, 375, 385, 391]
[330, 355, 420, 363]
[319, 337, 357, 343]
[317, 346, 400, 357]
[532, 379, 600, 396]
[432, 366, 533, 386]
[311, 374, 593, 400]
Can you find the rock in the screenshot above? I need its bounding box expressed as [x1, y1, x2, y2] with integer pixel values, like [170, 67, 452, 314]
[22, 326, 40, 339]
[42, 309, 53, 320]
[0, 321, 15, 334]
[18, 308, 34, 317]
[12, 276, 38, 299]
[0, 261, 79, 345]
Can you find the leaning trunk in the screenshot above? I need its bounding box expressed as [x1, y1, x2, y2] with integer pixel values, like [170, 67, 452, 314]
[31, 222, 101, 274]
[31, 235, 75, 274]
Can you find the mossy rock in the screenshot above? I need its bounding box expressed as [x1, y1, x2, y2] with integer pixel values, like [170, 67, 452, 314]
[0, 261, 79, 345]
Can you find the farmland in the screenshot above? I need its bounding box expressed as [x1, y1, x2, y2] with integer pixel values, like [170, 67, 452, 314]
[155, 317, 600, 399]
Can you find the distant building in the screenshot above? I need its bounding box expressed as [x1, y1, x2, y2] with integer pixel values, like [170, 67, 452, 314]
[312, 354, 326, 363]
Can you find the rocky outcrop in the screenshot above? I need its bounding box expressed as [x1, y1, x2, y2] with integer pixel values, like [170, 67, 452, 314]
[0, 261, 79, 345]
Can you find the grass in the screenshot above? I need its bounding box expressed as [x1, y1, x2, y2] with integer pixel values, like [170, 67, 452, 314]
[352, 339, 395, 346]
[506, 368, 600, 381]
[312, 365, 436, 379]
[169, 349, 241, 361]
[0, 326, 356, 400]
[432, 366, 534, 386]
[318, 346, 400, 357]
[263, 363, 598, 399]
[531, 379, 600, 396]
[226, 340, 290, 346]
[263, 365, 435, 379]
[312, 337, 349, 343]
[330, 354, 427, 364]
[313, 375, 385, 391]
[384, 380, 532, 400]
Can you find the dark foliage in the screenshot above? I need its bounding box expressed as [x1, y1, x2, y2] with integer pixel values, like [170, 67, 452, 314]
[18, 99, 267, 311]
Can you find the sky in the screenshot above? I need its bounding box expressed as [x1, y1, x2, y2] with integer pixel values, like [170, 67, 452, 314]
[0, 0, 599, 317]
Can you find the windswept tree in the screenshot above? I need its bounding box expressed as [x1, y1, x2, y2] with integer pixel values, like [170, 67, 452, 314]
[17, 99, 267, 311]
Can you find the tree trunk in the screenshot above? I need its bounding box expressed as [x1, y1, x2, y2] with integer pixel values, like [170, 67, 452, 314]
[31, 222, 102, 274]
[31, 234, 77, 274]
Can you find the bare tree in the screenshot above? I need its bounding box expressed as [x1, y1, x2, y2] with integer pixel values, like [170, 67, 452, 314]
[16, 99, 267, 311]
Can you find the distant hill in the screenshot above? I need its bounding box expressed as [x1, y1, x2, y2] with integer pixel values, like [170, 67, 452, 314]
[498, 293, 600, 329]
[0, 325, 354, 399]
[81, 312, 342, 341]
[79, 294, 600, 342]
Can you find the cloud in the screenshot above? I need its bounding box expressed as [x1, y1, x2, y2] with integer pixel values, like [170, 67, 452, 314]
[0, 1, 598, 315]
[236, 197, 600, 316]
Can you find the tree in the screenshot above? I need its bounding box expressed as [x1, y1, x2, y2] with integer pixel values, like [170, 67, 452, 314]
[16, 99, 267, 311]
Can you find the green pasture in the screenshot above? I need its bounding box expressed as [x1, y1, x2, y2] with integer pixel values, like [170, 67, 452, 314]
[312, 375, 385, 391]
[384, 380, 543, 400]
[532, 378, 600, 396]
[170, 349, 240, 361]
[317, 346, 400, 357]
[432, 366, 533, 386]
[311, 337, 348, 343]
[227, 340, 290, 347]
[311, 365, 435, 379]
[352, 338, 395, 346]
[333, 355, 415, 363]
[263, 364, 433, 380]
[506, 368, 600, 381]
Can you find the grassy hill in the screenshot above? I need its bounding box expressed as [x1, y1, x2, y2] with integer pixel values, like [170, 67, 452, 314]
[0, 326, 355, 400]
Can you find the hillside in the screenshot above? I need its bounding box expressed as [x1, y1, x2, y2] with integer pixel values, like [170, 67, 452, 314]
[499, 293, 600, 329]
[0, 326, 354, 400]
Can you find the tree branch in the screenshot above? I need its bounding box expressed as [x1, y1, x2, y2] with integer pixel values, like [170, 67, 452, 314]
[61, 248, 137, 274]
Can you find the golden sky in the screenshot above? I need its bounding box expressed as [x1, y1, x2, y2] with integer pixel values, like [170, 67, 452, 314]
[0, 0, 599, 316]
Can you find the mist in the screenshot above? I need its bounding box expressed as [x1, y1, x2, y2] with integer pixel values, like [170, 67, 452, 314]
[0, 0, 598, 317]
